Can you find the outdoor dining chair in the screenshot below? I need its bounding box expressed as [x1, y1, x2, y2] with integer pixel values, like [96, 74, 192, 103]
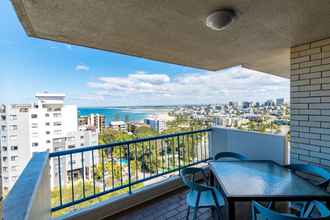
[180, 167, 225, 220]
[285, 164, 330, 216]
[251, 200, 330, 220]
[214, 151, 247, 161]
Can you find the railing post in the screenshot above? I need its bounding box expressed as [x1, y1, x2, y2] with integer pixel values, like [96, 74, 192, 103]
[177, 135, 181, 173]
[127, 144, 132, 194]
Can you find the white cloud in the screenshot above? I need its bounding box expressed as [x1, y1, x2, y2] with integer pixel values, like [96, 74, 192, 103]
[86, 67, 289, 105]
[75, 64, 90, 71]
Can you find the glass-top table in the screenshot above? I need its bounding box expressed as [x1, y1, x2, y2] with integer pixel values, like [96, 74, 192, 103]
[209, 160, 330, 220]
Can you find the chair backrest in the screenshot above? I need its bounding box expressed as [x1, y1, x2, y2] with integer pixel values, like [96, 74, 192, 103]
[252, 201, 330, 220]
[214, 152, 247, 161]
[286, 164, 330, 189]
[180, 167, 209, 191]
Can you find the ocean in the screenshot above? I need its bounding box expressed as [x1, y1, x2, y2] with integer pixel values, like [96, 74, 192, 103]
[78, 107, 173, 126]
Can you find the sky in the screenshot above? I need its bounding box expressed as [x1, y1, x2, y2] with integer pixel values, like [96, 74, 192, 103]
[0, 0, 289, 107]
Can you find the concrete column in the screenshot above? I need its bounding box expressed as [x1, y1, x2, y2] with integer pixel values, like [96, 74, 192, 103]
[290, 37, 330, 167]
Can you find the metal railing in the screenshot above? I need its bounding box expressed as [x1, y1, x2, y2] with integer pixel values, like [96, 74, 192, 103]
[49, 129, 211, 212]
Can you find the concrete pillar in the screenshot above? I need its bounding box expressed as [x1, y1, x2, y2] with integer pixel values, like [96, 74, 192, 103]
[290, 37, 330, 167]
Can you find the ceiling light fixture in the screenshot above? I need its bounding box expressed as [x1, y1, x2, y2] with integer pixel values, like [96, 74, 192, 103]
[206, 9, 237, 31]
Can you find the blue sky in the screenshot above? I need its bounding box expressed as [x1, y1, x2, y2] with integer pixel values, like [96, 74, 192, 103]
[0, 0, 289, 107]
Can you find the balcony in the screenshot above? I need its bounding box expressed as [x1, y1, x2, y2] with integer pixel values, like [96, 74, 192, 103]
[3, 127, 289, 220]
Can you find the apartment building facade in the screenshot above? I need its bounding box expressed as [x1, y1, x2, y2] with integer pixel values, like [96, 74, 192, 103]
[0, 93, 98, 192]
[79, 113, 105, 133]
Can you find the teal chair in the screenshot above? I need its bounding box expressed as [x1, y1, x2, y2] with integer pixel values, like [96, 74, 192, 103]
[180, 167, 225, 220]
[286, 164, 330, 216]
[252, 200, 330, 220]
[214, 152, 247, 161]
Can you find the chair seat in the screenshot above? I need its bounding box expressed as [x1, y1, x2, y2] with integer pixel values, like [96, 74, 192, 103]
[186, 189, 225, 208]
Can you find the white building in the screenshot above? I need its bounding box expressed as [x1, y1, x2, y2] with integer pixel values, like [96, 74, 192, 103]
[144, 117, 166, 132]
[110, 121, 127, 131]
[0, 93, 98, 193]
[79, 113, 105, 133]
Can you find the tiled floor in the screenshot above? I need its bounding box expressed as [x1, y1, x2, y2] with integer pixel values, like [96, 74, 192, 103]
[108, 188, 254, 220]
[109, 188, 214, 220]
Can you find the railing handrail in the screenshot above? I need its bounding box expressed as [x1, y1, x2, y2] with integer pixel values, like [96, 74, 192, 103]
[49, 128, 211, 157]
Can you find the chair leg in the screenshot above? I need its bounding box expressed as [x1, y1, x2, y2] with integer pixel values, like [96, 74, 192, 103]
[186, 207, 190, 220]
[193, 207, 198, 220]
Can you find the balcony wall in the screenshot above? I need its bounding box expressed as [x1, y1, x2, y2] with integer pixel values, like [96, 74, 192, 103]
[210, 127, 289, 165]
[3, 152, 50, 220]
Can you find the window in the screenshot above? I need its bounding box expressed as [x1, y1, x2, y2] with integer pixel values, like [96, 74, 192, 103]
[19, 108, 28, 112]
[53, 113, 62, 118]
[1, 136, 6, 142]
[3, 156, 8, 162]
[45, 122, 50, 126]
[46, 140, 51, 144]
[32, 142, 39, 147]
[68, 145, 75, 149]
[11, 156, 18, 161]
[9, 135, 17, 141]
[1, 115, 6, 120]
[80, 143, 84, 146]
[31, 114, 38, 119]
[54, 121, 62, 126]
[46, 131, 50, 135]
[45, 113, 50, 117]
[9, 125, 17, 131]
[2, 146, 7, 151]
[9, 115, 17, 120]
[3, 166, 8, 172]
[31, 123, 38, 128]
[1, 125, 6, 131]
[10, 146, 18, 151]
[80, 136, 84, 139]
[54, 108, 61, 112]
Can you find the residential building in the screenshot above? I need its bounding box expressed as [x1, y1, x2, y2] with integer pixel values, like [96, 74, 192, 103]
[144, 117, 166, 132]
[79, 113, 105, 133]
[0, 93, 98, 192]
[110, 121, 127, 131]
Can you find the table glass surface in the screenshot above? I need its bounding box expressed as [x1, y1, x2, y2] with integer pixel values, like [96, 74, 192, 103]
[209, 160, 330, 198]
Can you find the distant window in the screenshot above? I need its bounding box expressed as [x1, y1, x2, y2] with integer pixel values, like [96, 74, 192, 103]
[19, 108, 28, 112]
[46, 140, 51, 144]
[54, 108, 61, 112]
[31, 123, 38, 128]
[3, 156, 7, 161]
[80, 136, 84, 139]
[9, 115, 17, 120]
[3, 167, 8, 172]
[2, 146, 7, 151]
[10, 146, 18, 151]
[54, 121, 62, 126]
[46, 131, 50, 135]
[11, 156, 18, 161]
[9, 125, 17, 131]
[1, 125, 6, 131]
[68, 145, 75, 149]
[1, 115, 6, 120]
[31, 114, 38, 119]
[80, 143, 84, 146]
[45, 122, 50, 126]
[45, 113, 50, 117]
[53, 113, 61, 118]
[1, 136, 6, 142]
[32, 142, 39, 147]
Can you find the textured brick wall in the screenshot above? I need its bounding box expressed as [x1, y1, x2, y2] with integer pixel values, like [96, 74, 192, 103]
[291, 37, 330, 166]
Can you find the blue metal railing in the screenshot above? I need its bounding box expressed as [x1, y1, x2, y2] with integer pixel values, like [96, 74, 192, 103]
[49, 129, 211, 212]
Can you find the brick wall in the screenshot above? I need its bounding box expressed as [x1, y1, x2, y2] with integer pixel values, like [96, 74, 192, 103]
[290, 37, 330, 166]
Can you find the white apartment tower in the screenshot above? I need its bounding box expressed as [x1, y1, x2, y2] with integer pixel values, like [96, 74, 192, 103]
[0, 93, 97, 193]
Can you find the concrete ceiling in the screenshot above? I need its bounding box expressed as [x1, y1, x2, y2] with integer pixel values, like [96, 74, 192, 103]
[11, 0, 330, 78]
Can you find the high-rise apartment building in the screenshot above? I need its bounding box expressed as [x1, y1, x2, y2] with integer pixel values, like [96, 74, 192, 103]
[144, 117, 166, 132]
[0, 93, 98, 193]
[79, 113, 105, 133]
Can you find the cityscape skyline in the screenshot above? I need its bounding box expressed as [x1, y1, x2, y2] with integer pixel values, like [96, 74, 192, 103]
[1, 0, 289, 107]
